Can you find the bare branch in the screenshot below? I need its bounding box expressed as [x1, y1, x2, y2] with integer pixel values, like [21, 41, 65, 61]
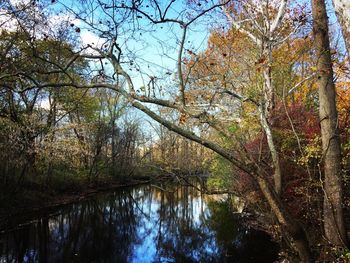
[178, 26, 187, 105]
[131, 100, 253, 174]
[287, 74, 316, 95]
[222, 89, 260, 106]
[221, 5, 262, 46]
[270, 0, 288, 34]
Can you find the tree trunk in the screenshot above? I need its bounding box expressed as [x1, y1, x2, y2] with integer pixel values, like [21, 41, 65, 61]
[255, 175, 313, 263]
[111, 116, 117, 177]
[262, 44, 275, 116]
[312, 0, 348, 247]
[132, 100, 313, 262]
[259, 105, 282, 195]
[46, 90, 57, 185]
[261, 43, 282, 195]
[332, 0, 350, 56]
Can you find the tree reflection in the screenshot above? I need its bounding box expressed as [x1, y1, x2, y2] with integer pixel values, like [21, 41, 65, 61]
[0, 190, 139, 263]
[0, 183, 278, 263]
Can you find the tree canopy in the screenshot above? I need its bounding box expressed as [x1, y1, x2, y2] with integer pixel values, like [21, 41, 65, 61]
[1, 0, 350, 261]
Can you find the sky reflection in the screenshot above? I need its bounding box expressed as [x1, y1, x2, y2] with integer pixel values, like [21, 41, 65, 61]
[0, 182, 279, 263]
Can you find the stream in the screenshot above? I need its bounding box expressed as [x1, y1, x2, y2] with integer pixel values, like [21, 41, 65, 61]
[0, 182, 279, 262]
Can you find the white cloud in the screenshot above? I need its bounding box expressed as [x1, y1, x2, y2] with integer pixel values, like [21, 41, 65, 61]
[79, 30, 102, 47]
[38, 98, 50, 110]
[1, 0, 104, 51]
[0, 0, 43, 33]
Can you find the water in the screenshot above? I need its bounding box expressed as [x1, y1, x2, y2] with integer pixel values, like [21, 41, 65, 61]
[0, 183, 279, 263]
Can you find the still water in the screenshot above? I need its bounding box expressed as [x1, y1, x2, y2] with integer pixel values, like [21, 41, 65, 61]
[0, 183, 279, 263]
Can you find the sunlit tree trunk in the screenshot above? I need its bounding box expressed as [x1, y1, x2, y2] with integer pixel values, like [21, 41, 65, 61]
[223, 1, 284, 195]
[259, 106, 282, 195]
[262, 42, 282, 195]
[312, 0, 348, 247]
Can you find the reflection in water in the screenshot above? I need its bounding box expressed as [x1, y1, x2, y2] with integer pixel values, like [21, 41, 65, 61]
[0, 183, 279, 263]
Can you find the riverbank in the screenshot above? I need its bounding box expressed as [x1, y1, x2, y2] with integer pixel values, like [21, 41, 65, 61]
[0, 177, 151, 231]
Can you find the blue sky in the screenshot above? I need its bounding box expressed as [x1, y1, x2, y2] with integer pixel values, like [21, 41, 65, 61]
[5, 0, 344, 133]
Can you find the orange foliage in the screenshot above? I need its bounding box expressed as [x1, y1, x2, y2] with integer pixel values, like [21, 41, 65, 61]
[336, 82, 350, 133]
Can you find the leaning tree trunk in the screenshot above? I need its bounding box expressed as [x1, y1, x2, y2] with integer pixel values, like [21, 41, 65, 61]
[132, 100, 313, 262]
[312, 0, 348, 247]
[255, 175, 313, 263]
[332, 0, 350, 56]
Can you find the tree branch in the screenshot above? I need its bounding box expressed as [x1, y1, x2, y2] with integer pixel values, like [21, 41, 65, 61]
[270, 0, 288, 34]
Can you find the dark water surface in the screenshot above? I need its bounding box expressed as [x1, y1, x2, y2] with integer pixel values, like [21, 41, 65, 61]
[0, 183, 279, 263]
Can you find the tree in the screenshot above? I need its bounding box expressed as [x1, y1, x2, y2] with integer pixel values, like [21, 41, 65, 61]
[220, 0, 310, 195]
[29, 0, 313, 260]
[312, 0, 348, 247]
[3, 0, 350, 259]
[0, 0, 143, 186]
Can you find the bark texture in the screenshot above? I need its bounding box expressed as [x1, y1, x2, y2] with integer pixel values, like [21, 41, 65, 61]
[332, 0, 350, 56]
[259, 106, 282, 195]
[312, 0, 348, 247]
[262, 44, 282, 196]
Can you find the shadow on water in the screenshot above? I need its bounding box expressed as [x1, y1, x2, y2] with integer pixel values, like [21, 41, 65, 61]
[0, 182, 279, 263]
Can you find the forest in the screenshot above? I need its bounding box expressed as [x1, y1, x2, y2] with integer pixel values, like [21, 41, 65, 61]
[0, 0, 350, 262]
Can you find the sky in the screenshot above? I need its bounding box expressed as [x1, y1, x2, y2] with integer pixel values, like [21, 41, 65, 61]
[1, 0, 347, 135]
[48, 0, 225, 135]
[2, 0, 346, 81]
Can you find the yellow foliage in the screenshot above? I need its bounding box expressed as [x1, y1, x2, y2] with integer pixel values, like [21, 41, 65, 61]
[336, 81, 350, 120]
[297, 136, 322, 166]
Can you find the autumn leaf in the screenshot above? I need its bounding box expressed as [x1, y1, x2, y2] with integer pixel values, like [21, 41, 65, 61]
[255, 56, 267, 65]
